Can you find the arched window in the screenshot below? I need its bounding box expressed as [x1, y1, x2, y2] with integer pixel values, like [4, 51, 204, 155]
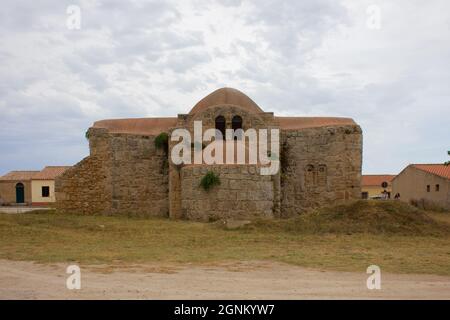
[317, 164, 327, 186]
[15, 182, 24, 204]
[232, 115, 242, 131]
[215, 115, 226, 139]
[231, 115, 243, 140]
[305, 165, 315, 187]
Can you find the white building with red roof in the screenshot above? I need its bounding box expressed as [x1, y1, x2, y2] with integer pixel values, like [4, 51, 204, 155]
[392, 164, 450, 210]
[0, 166, 71, 206]
[31, 166, 72, 206]
[361, 175, 396, 199]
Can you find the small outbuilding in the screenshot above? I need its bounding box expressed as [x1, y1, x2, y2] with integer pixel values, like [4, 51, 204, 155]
[31, 166, 71, 206]
[0, 171, 39, 205]
[361, 175, 396, 199]
[392, 164, 450, 210]
[0, 166, 71, 206]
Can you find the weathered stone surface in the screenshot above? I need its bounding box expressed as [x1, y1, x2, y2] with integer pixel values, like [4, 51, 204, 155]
[55, 90, 362, 221]
[280, 125, 362, 217]
[180, 165, 275, 221]
[55, 128, 169, 217]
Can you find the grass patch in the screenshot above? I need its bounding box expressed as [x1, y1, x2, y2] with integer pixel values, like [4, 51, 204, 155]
[245, 200, 450, 236]
[0, 201, 449, 275]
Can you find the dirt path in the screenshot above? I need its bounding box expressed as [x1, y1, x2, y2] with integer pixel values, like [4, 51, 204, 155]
[0, 260, 449, 299]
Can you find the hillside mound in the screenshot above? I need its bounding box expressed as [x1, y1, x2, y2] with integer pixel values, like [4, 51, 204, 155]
[246, 200, 449, 236]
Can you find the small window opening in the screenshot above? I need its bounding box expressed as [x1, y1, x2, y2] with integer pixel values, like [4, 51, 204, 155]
[42, 186, 50, 198]
[231, 115, 243, 140]
[215, 116, 226, 139]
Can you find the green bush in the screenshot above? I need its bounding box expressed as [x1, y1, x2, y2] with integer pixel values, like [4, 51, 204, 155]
[200, 171, 221, 191]
[154, 132, 169, 152]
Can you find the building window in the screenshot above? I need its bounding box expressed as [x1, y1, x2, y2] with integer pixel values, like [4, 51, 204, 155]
[435, 184, 440, 192]
[215, 115, 226, 139]
[42, 186, 50, 198]
[362, 192, 369, 199]
[317, 164, 327, 186]
[426, 185, 430, 192]
[231, 115, 243, 140]
[305, 165, 316, 187]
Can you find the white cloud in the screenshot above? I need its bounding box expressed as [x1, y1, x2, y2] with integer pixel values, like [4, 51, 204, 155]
[0, 0, 449, 175]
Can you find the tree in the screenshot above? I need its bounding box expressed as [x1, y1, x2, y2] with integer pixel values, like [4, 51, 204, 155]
[445, 151, 450, 166]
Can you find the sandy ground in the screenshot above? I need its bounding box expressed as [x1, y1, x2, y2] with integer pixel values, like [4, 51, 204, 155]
[0, 259, 449, 299]
[0, 207, 50, 214]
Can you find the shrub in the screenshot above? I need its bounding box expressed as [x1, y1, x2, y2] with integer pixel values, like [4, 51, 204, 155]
[200, 171, 221, 191]
[410, 198, 448, 212]
[154, 132, 169, 152]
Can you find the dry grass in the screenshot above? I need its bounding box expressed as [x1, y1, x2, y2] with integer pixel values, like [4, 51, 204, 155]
[244, 200, 450, 236]
[0, 201, 449, 276]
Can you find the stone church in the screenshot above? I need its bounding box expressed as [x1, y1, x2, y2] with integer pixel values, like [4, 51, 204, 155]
[55, 88, 362, 221]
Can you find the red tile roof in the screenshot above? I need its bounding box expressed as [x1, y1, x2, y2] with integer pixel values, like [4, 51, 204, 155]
[92, 89, 358, 135]
[93, 116, 357, 135]
[0, 166, 72, 181]
[277, 117, 357, 130]
[93, 117, 177, 135]
[412, 164, 450, 180]
[32, 166, 71, 180]
[0, 171, 40, 181]
[361, 175, 396, 186]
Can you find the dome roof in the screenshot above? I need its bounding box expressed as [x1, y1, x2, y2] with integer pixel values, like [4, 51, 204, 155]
[189, 87, 263, 115]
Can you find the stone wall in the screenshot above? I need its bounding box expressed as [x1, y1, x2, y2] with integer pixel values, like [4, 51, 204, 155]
[56, 121, 362, 219]
[108, 133, 169, 217]
[168, 104, 278, 219]
[55, 155, 112, 214]
[185, 104, 276, 133]
[55, 128, 169, 216]
[280, 125, 362, 217]
[180, 165, 275, 221]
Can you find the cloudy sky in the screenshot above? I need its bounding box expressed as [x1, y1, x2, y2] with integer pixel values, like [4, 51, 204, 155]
[0, 0, 449, 176]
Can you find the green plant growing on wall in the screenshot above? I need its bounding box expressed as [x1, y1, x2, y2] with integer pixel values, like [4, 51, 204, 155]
[200, 171, 221, 191]
[155, 132, 169, 152]
[85, 130, 90, 140]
